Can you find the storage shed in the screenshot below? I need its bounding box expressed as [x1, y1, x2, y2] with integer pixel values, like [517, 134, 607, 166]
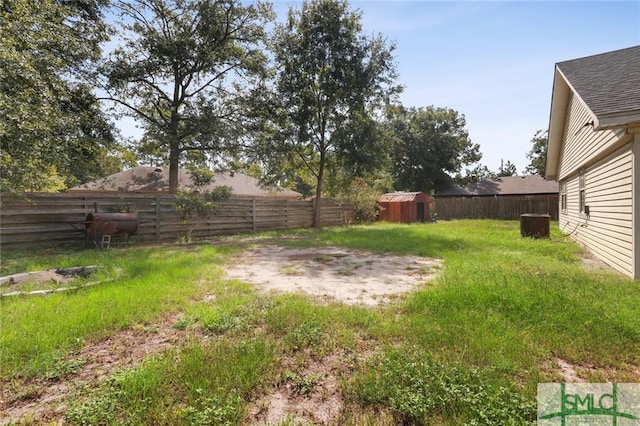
[379, 192, 430, 223]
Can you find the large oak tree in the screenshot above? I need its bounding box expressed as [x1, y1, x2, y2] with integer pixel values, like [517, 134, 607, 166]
[388, 105, 481, 192]
[101, 0, 273, 192]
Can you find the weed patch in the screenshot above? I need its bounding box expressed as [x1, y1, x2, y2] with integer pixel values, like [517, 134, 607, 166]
[281, 371, 324, 396]
[178, 389, 242, 426]
[288, 319, 324, 350]
[65, 339, 274, 425]
[347, 347, 536, 425]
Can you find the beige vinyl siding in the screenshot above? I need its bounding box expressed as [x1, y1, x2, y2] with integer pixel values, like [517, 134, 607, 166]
[634, 131, 640, 278]
[557, 93, 627, 181]
[559, 176, 579, 234]
[560, 143, 633, 277]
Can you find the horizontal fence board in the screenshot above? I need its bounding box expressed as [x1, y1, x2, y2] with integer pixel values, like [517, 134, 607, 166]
[434, 195, 559, 221]
[0, 209, 92, 217]
[2, 233, 86, 245]
[1, 224, 83, 235]
[1, 192, 351, 249]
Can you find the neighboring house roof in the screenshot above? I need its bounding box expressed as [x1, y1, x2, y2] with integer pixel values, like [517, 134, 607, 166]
[379, 192, 425, 203]
[69, 166, 302, 198]
[435, 175, 558, 197]
[546, 45, 640, 180]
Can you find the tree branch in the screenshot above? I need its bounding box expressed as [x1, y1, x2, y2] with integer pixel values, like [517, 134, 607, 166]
[182, 64, 238, 99]
[97, 96, 163, 128]
[292, 144, 319, 179]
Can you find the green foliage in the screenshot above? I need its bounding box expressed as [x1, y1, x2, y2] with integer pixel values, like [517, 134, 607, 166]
[174, 186, 232, 243]
[281, 371, 324, 395]
[335, 176, 392, 223]
[174, 166, 232, 242]
[498, 159, 518, 177]
[65, 374, 123, 425]
[200, 309, 249, 335]
[0, 0, 119, 193]
[102, 0, 274, 192]
[178, 389, 241, 426]
[44, 358, 88, 381]
[387, 105, 481, 192]
[348, 347, 536, 425]
[455, 163, 497, 186]
[288, 319, 324, 350]
[250, 0, 400, 226]
[187, 166, 216, 188]
[174, 191, 217, 222]
[525, 129, 548, 176]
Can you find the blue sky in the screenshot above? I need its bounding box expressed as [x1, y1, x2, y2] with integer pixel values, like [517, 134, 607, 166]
[117, 1, 640, 176]
[345, 0, 640, 174]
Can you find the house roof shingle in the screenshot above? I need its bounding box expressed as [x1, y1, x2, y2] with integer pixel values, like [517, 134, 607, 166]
[435, 175, 558, 197]
[546, 45, 640, 180]
[556, 45, 640, 128]
[69, 166, 302, 198]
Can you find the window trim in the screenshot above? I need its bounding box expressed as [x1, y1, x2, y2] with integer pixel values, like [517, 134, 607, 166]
[578, 169, 586, 216]
[560, 181, 567, 213]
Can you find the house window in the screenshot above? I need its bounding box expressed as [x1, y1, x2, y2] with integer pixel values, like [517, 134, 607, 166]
[560, 181, 567, 212]
[579, 169, 586, 215]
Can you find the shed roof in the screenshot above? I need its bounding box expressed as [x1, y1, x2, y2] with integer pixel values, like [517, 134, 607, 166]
[435, 175, 558, 197]
[379, 192, 424, 203]
[69, 166, 302, 198]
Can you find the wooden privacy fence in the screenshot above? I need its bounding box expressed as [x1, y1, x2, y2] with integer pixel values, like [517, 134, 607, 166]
[434, 195, 558, 221]
[0, 192, 352, 249]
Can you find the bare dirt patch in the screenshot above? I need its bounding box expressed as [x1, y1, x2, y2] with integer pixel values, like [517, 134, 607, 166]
[0, 315, 191, 425]
[248, 354, 344, 425]
[225, 246, 442, 306]
[556, 358, 583, 382]
[246, 347, 377, 426]
[553, 357, 640, 383]
[580, 249, 616, 273]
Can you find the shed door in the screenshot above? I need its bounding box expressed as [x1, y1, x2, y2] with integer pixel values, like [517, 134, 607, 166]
[416, 202, 425, 223]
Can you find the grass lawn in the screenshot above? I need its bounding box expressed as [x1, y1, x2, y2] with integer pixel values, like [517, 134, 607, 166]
[1, 220, 639, 424]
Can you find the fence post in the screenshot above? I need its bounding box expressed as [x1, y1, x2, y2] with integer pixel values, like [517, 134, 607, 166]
[155, 194, 161, 242]
[286, 199, 290, 229]
[252, 198, 257, 232]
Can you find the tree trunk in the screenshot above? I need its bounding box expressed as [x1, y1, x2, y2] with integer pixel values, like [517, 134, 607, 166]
[168, 104, 180, 193]
[169, 140, 180, 193]
[169, 71, 182, 194]
[313, 150, 325, 228]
